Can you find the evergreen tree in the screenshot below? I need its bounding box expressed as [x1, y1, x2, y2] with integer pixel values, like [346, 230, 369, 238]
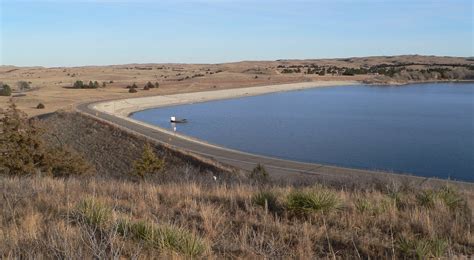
[0, 84, 12, 96]
[132, 144, 165, 179]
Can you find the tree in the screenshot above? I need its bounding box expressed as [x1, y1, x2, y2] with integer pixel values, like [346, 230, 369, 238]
[154, 82, 160, 88]
[0, 102, 92, 176]
[73, 80, 84, 89]
[0, 84, 12, 96]
[132, 144, 164, 179]
[132, 83, 138, 89]
[146, 81, 154, 89]
[88, 81, 94, 89]
[93, 81, 100, 89]
[17, 81, 31, 91]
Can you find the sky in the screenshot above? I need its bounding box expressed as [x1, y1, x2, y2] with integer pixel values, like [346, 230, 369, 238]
[0, 0, 473, 67]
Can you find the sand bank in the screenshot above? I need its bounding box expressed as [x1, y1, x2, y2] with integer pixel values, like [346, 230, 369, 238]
[93, 81, 358, 117]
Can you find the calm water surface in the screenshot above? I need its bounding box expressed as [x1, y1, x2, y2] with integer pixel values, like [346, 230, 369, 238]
[132, 83, 474, 182]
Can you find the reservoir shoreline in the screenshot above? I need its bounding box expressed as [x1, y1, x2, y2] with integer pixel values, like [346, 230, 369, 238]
[86, 81, 473, 187]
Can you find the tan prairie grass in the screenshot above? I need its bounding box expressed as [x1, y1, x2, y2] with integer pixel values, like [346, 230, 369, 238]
[0, 175, 473, 259]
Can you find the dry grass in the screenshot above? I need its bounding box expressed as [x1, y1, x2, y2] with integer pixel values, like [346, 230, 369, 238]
[1, 175, 472, 258]
[1, 55, 471, 117]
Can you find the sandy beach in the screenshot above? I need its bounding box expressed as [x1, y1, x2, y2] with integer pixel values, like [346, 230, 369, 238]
[93, 80, 358, 117]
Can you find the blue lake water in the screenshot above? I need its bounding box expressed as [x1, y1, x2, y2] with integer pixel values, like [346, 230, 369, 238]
[131, 83, 474, 182]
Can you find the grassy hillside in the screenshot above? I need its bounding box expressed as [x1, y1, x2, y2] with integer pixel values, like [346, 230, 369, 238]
[1, 102, 473, 258]
[1, 175, 472, 258]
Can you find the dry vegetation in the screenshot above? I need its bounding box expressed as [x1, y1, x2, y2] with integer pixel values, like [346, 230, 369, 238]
[1, 55, 474, 258]
[1, 55, 472, 117]
[1, 103, 473, 258]
[1, 175, 472, 258]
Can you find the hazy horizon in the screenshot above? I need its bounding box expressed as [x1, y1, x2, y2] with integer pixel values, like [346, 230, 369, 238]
[1, 0, 472, 67]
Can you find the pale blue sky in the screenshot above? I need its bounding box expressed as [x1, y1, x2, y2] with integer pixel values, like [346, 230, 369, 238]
[1, 0, 472, 67]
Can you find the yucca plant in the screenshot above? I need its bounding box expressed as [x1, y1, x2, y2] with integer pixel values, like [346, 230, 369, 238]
[77, 198, 112, 228]
[286, 188, 341, 215]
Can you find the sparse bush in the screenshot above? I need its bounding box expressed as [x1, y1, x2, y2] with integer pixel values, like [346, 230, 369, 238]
[132, 143, 165, 179]
[36, 103, 45, 109]
[0, 84, 12, 96]
[249, 163, 269, 184]
[286, 187, 341, 215]
[102, 82, 107, 87]
[44, 147, 93, 177]
[17, 81, 31, 91]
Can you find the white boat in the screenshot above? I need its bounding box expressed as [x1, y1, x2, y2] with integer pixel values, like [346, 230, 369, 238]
[170, 116, 187, 123]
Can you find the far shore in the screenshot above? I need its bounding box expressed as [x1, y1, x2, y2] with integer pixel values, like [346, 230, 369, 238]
[93, 80, 359, 117]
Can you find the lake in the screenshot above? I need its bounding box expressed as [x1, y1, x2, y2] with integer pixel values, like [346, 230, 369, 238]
[131, 83, 474, 182]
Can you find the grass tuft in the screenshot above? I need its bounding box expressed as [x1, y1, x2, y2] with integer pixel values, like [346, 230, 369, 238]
[76, 198, 112, 228]
[117, 219, 207, 257]
[252, 190, 280, 213]
[416, 190, 437, 208]
[437, 186, 466, 211]
[397, 236, 448, 259]
[286, 187, 341, 215]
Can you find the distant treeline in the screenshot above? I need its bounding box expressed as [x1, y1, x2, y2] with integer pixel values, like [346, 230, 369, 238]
[278, 63, 474, 80]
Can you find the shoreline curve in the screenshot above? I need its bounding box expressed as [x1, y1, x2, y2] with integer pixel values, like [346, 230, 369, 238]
[80, 81, 473, 188]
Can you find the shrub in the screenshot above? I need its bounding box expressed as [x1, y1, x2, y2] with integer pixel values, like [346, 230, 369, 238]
[286, 188, 341, 215]
[132, 143, 165, 179]
[44, 147, 93, 177]
[17, 81, 31, 91]
[129, 88, 138, 93]
[102, 82, 107, 87]
[0, 102, 93, 177]
[154, 82, 160, 88]
[143, 85, 150, 90]
[36, 103, 45, 109]
[145, 81, 154, 89]
[249, 164, 269, 184]
[77, 198, 112, 228]
[0, 84, 12, 96]
[73, 80, 84, 89]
